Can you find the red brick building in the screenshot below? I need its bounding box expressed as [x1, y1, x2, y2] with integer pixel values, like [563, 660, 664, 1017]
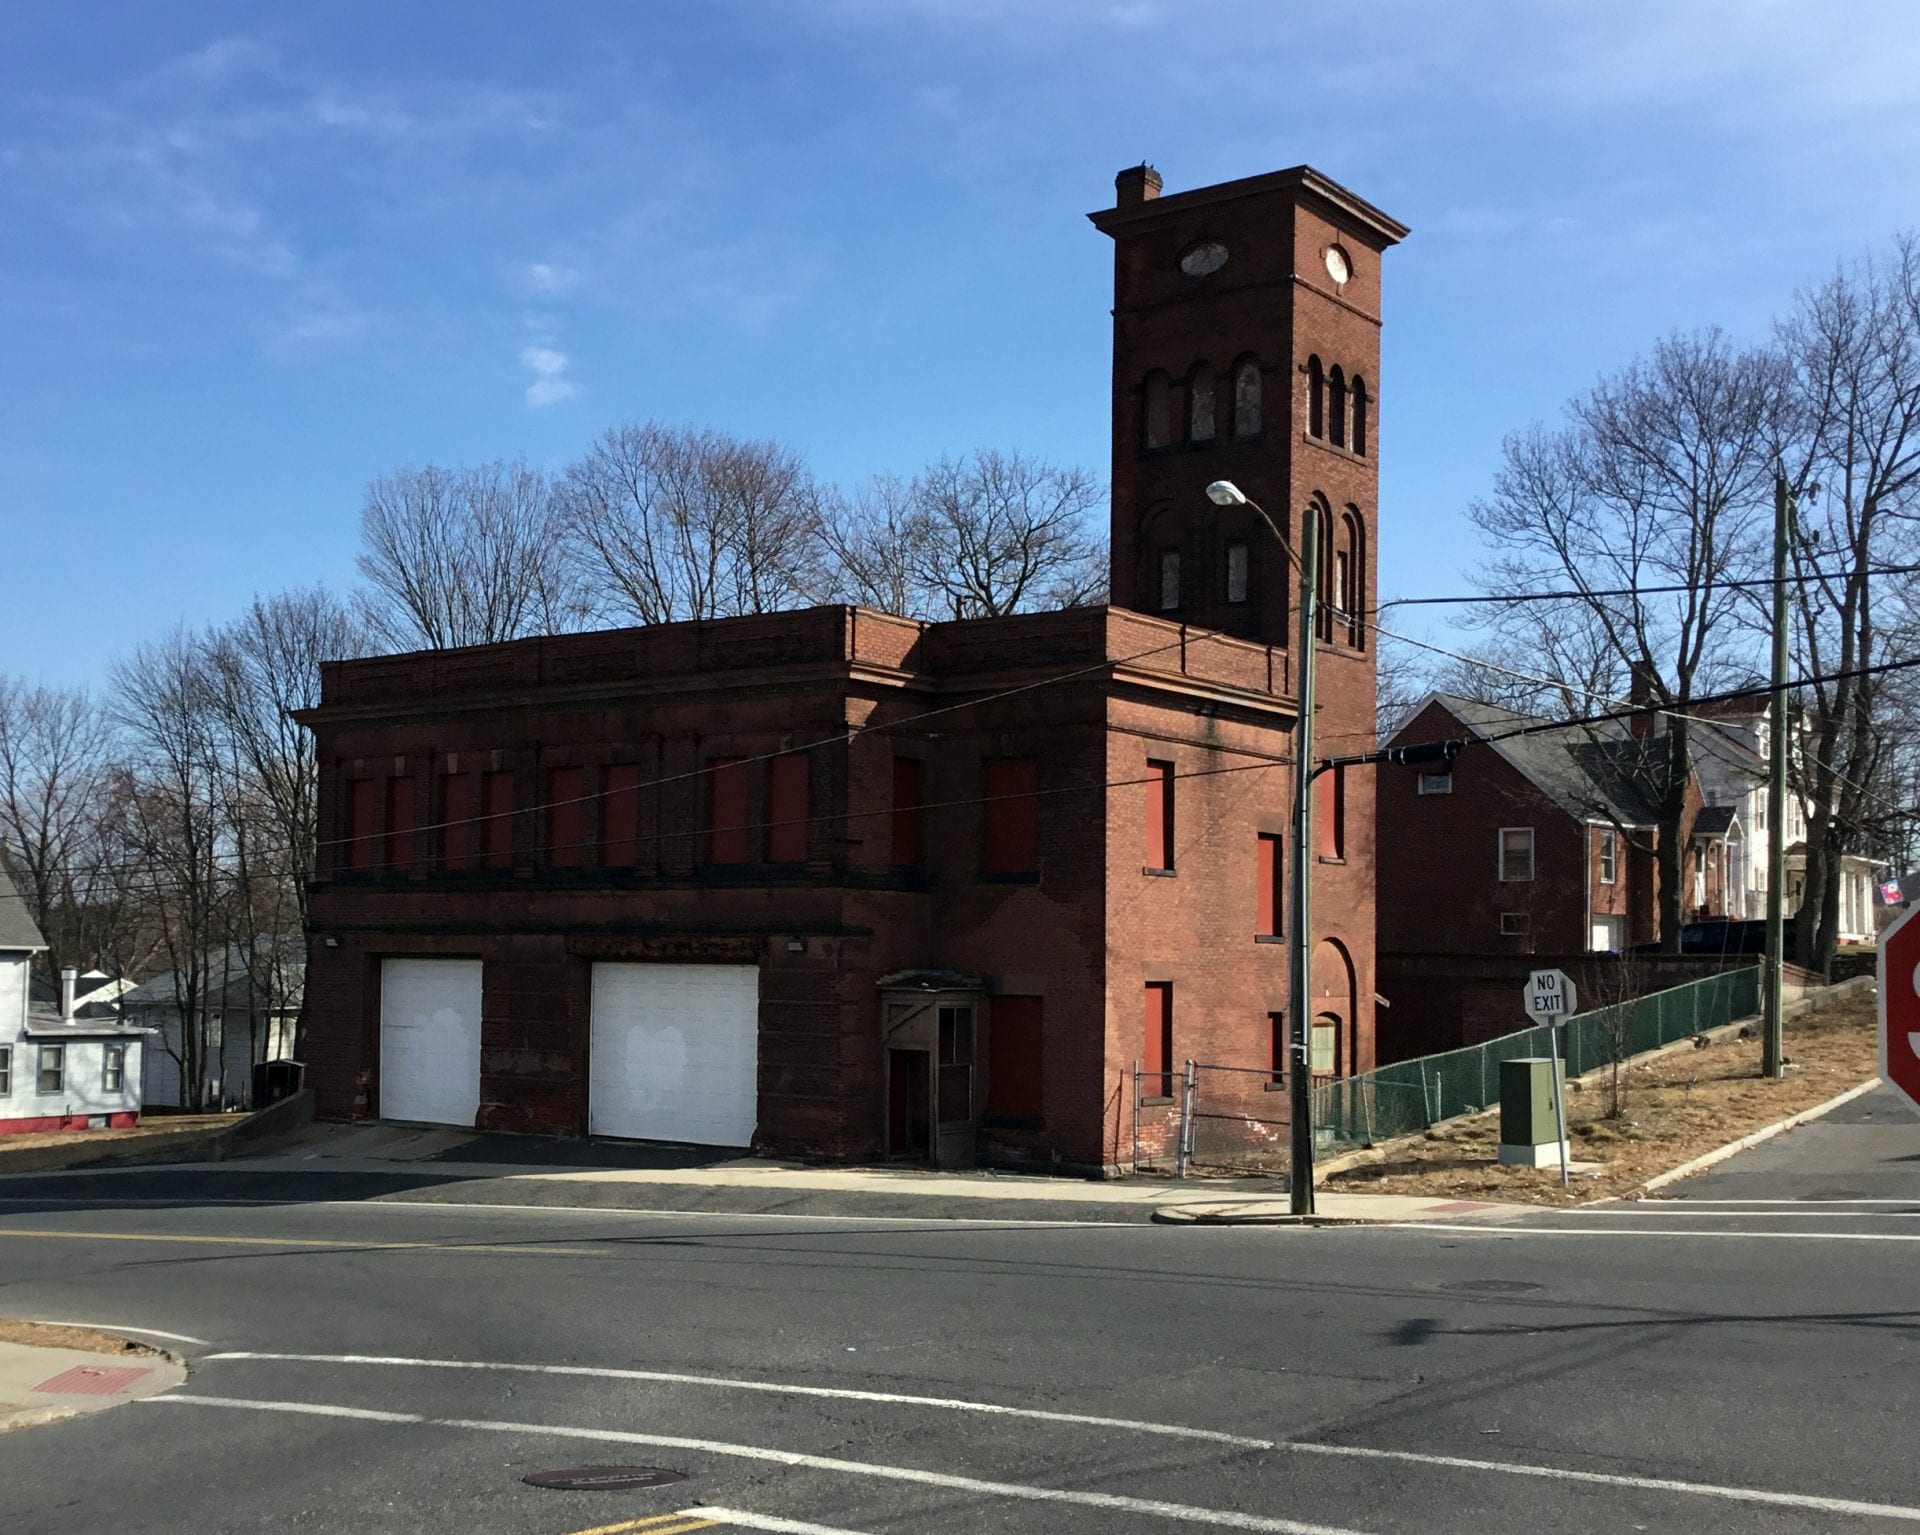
[1376, 694, 1730, 1059]
[299, 162, 1404, 1171]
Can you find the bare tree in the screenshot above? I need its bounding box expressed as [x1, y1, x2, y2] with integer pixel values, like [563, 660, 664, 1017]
[0, 676, 114, 975]
[1467, 330, 1789, 948]
[357, 461, 584, 650]
[902, 450, 1107, 619]
[820, 473, 925, 616]
[1775, 237, 1920, 970]
[560, 423, 828, 624]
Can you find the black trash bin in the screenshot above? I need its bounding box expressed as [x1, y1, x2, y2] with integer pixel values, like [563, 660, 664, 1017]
[252, 1059, 306, 1108]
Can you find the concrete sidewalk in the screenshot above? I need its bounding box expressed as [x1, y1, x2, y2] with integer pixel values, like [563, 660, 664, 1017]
[0, 1126, 1535, 1226]
[0, 1327, 185, 1434]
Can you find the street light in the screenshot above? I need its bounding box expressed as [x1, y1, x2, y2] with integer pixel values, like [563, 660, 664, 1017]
[1207, 478, 1318, 1217]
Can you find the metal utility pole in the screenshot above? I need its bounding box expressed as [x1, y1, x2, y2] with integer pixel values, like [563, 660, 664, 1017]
[1288, 512, 1320, 1216]
[1763, 473, 1791, 1079]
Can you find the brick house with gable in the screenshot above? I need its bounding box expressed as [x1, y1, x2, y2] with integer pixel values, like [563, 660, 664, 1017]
[298, 160, 1404, 1171]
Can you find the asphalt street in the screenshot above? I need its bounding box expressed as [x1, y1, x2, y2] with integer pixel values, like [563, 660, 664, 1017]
[0, 1095, 1915, 1534]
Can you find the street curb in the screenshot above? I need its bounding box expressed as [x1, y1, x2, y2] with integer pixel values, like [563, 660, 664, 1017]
[1150, 1207, 1366, 1227]
[1636, 1076, 1884, 1194]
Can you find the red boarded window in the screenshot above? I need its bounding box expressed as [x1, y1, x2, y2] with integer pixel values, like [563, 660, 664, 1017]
[546, 767, 584, 868]
[1145, 759, 1174, 870]
[982, 758, 1038, 875]
[707, 757, 748, 864]
[346, 778, 377, 869]
[768, 753, 809, 863]
[1316, 765, 1346, 860]
[891, 757, 923, 867]
[482, 771, 514, 869]
[987, 995, 1043, 1120]
[384, 775, 416, 872]
[438, 772, 474, 870]
[1257, 833, 1283, 937]
[601, 763, 641, 866]
[1143, 982, 1174, 1095]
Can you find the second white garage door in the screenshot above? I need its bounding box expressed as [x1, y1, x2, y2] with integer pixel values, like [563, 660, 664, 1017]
[590, 963, 759, 1147]
[379, 958, 482, 1127]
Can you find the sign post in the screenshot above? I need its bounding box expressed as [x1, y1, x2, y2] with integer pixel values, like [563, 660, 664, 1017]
[1524, 969, 1578, 1188]
[1877, 904, 1920, 1119]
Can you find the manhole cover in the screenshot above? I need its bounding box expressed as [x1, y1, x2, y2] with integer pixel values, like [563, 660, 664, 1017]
[1441, 1279, 1542, 1294]
[523, 1466, 688, 1492]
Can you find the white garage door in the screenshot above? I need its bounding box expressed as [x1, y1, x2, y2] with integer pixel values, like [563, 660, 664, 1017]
[590, 963, 759, 1147]
[379, 958, 482, 1127]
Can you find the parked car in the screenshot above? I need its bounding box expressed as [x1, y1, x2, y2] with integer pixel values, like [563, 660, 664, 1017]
[1631, 918, 1799, 964]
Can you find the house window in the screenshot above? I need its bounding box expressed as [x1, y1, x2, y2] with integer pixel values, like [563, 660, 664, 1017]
[1268, 1012, 1286, 1083]
[346, 777, 378, 869]
[546, 766, 584, 869]
[600, 763, 642, 866]
[481, 770, 515, 869]
[1694, 854, 1706, 908]
[938, 1004, 975, 1067]
[1225, 540, 1249, 604]
[1499, 827, 1535, 882]
[986, 995, 1043, 1120]
[1158, 549, 1181, 611]
[706, 757, 749, 865]
[1257, 833, 1283, 938]
[1599, 829, 1618, 884]
[37, 1044, 63, 1095]
[982, 758, 1039, 875]
[0, 1045, 10, 1096]
[102, 1044, 125, 1093]
[1500, 912, 1530, 937]
[1144, 759, 1175, 872]
[1143, 982, 1174, 1097]
[1316, 766, 1346, 860]
[384, 774, 416, 872]
[1417, 772, 1452, 795]
[437, 771, 475, 870]
[891, 757, 923, 867]
[767, 753, 809, 863]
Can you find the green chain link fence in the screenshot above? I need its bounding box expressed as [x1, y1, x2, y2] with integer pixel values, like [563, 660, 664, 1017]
[1313, 966, 1762, 1150]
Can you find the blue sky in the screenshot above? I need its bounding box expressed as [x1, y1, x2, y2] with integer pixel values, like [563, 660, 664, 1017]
[6, 0, 1920, 686]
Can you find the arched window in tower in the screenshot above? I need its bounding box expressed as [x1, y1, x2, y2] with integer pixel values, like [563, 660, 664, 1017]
[1350, 376, 1369, 457]
[1339, 508, 1363, 647]
[1328, 365, 1348, 450]
[1188, 364, 1215, 443]
[1143, 371, 1173, 450]
[1233, 357, 1262, 438]
[1158, 548, 1181, 612]
[1311, 498, 1335, 643]
[1306, 356, 1324, 439]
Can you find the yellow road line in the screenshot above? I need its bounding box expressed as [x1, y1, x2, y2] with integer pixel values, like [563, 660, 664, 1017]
[558, 1516, 720, 1535]
[0, 1227, 603, 1258]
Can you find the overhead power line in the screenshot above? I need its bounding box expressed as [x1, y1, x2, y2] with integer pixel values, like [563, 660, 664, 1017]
[1373, 560, 1920, 614]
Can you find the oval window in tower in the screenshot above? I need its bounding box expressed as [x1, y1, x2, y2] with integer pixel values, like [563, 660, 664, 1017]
[1178, 241, 1229, 277]
[1324, 245, 1352, 286]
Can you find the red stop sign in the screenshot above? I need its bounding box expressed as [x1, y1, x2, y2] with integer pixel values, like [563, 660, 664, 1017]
[1877, 901, 1920, 1118]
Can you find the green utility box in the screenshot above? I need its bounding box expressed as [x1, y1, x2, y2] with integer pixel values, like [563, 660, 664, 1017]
[1497, 1056, 1566, 1167]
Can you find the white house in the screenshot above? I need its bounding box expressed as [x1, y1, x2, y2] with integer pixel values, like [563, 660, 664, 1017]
[0, 869, 153, 1133]
[1692, 704, 1880, 945]
[127, 941, 300, 1110]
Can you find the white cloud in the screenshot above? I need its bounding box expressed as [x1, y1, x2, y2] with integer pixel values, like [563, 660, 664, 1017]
[524, 261, 579, 295]
[520, 344, 577, 407]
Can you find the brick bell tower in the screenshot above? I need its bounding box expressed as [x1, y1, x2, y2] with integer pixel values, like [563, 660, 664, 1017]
[1090, 162, 1406, 662]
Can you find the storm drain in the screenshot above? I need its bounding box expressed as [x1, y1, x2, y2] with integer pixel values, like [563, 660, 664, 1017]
[523, 1466, 689, 1492]
[1440, 1279, 1542, 1294]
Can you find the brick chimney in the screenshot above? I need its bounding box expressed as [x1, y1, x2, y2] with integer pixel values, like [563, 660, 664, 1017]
[1627, 660, 1662, 743]
[1114, 163, 1162, 206]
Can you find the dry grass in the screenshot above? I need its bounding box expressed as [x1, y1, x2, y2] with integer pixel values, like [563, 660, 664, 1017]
[0, 1320, 159, 1357]
[0, 1115, 232, 1155]
[1323, 988, 1881, 1206]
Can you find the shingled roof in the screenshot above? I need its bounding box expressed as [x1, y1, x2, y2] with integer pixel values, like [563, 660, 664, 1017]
[0, 866, 48, 952]
[1417, 694, 1668, 829]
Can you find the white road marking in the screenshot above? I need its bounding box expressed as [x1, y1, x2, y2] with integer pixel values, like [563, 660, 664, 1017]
[23, 1320, 211, 1346]
[1568, 1208, 1920, 1218]
[686, 1510, 876, 1535]
[145, 1394, 1369, 1535]
[201, 1352, 1271, 1449]
[1373, 1222, 1920, 1242]
[1638, 1198, 1919, 1205]
[1284, 1441, 1920, 1523]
